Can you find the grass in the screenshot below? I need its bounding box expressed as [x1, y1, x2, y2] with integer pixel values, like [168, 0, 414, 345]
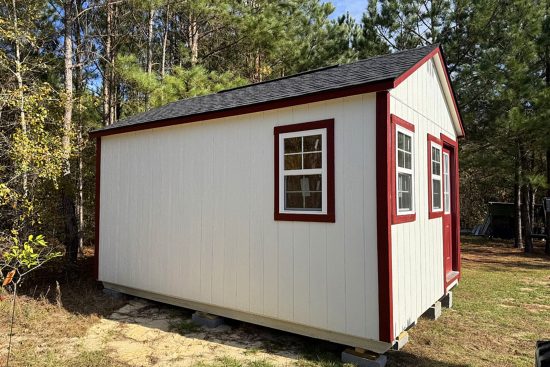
[388, 236, 550, 367]
[0, 238, 548, 366]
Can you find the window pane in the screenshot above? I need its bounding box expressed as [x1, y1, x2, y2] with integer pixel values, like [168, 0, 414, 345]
[398, 132, 404, 150]
[404, 135, 411, 152]
[284, 137, 301, 154]
[305, 192, 322, 209]
[433, 179, 442, 209]
[404, 152, 411, 169]
[285, 175, 322, 211]
[303, 134, 322, 152]
[285, 193, 304, 209]
[284, 154, 301, 170]
[432, 161, 440, 176]
[397, 173, 412, 211]
[303, 153, 322, 169]
[285, 175, 321, 192]
[398, 150, 404, 168]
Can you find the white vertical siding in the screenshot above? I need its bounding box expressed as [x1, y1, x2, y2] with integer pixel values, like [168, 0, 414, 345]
[389, 57, 458, 337]
[99, 94, 380, 341]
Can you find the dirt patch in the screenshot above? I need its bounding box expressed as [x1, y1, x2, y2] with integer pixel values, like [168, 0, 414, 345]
[77, 298, 303, 367]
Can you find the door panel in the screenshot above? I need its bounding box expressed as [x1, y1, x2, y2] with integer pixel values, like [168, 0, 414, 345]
[442, 149, 453, 278]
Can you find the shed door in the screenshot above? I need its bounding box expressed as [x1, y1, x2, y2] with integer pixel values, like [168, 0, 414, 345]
[442, 149, 453, 279]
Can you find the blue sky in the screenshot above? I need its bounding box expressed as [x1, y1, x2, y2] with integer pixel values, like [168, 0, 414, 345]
[327, 0, 366, 21]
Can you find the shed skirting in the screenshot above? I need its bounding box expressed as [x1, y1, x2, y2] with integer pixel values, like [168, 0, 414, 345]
[103, 282, 392, 354]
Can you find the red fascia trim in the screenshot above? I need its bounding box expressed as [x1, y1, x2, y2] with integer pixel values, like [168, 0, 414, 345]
[274, 119, 335, 223]
[390, 114, 416, 224]
[376, 91, 394, 343]
[94, 137, 101, 280]
[427, 133, 444, 219]
[90, 80, 395, 138]
[440, 133, 461, 280]
[394, 46, 465, 138]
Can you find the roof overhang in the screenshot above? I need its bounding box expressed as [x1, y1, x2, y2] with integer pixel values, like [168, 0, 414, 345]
[90, 46, 464, 139]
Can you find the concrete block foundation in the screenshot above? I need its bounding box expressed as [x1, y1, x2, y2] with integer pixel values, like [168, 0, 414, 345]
[423, 301, 442, 320]
[441, 291, 453, 309]
[341, 348, 387, 367]
[192, 311, 225, 328]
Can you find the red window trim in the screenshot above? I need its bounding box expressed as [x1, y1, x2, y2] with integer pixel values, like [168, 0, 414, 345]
[390, 114, 416, 224]
[427, 133, 444, 219]
[274, 119, 335, 222]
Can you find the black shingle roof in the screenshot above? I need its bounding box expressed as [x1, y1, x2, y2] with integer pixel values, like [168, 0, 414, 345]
[93, 44, 439, 134]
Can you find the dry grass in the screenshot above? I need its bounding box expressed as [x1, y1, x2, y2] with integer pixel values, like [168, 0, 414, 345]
[0, 238, 548, 367]
[0, 248, 126, 366]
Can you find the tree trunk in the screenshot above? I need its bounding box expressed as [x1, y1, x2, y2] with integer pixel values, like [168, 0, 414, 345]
[161, 5, 170, 78]
[514, 150, 522, 248]
[103, 0, 113, 126]
[11, 0, 27, 197]
[546, 149, 550, 255]
[522, 183, 533, 253]
[62, 188, 79, 263]
[146, 6, 154, 109]
[63, 0, 74, 177]
[188, 12, 198, 66]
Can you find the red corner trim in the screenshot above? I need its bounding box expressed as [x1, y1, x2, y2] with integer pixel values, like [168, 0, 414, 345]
[390, 114, 416, 224]
[427, 133, 444, 219]
[376, 91, 394, 343]
[274, 119, 335, 223]
[94, 137, 101, 280]
[440, 133, 461, 281]
[394, 46, 465, 138]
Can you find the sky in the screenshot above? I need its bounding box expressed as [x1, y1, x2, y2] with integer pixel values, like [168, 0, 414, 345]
[327, 0, 366, 21]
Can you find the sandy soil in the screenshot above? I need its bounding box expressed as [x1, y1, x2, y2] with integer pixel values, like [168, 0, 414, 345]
[77, 298, 306, 367]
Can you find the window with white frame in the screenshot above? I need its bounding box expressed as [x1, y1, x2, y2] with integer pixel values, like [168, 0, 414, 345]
[279, 129, 327, 214]
[396, 127, 414, 213]
[431, 143, 443, 212]
[443, 152, 451, 213]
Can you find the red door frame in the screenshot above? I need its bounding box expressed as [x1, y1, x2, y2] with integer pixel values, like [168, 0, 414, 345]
[440, 134, 461, 292]
[442, 148, 453, 279]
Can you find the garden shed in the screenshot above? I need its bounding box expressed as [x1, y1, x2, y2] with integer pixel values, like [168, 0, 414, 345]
[90, 43, 464, 354]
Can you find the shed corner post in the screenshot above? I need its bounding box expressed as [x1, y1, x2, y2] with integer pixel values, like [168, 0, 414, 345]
[375, 90, 394, 344]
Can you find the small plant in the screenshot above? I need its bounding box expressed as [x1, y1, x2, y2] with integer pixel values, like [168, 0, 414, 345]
[170, 319, 202, 334]
[1, 234, 62, 367]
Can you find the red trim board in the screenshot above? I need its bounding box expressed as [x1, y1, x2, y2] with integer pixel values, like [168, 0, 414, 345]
[94, 137, 101, 280]
[390, 114, 416, 224]
[427, 133, 444, 219]
[376, 91, 394, 343]
[394, 47, 465, 137]
[273, 119, 335, 223]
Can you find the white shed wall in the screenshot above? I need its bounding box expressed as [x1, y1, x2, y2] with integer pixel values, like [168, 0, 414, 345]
[99, 94, 381, 341]
[389, 56, 458, 337]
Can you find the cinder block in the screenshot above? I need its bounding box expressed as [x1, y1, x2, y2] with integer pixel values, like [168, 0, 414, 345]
[423, 301, 442, 320]
[102, 288, 127, 300]
[192, 311, 225, 328]
[342, 349, 387, 367]
[393, 331, 409, 350]
[441, 291, 453, 309]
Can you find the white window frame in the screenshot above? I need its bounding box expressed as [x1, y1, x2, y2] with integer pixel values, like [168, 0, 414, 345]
[431, 142, 443, 212]
[443, 151, 451, 214]
[395, 125, 415, 215]
[278, 128, 327, 215]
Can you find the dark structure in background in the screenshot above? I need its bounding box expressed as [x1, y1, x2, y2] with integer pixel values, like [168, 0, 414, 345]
[474, 202, 546, 240]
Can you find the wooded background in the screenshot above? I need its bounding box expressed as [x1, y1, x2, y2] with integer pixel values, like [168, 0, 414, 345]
[1, 0, 549, 260]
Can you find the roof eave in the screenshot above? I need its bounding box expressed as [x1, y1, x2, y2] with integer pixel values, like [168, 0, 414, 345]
[89, 78, 396, 138]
